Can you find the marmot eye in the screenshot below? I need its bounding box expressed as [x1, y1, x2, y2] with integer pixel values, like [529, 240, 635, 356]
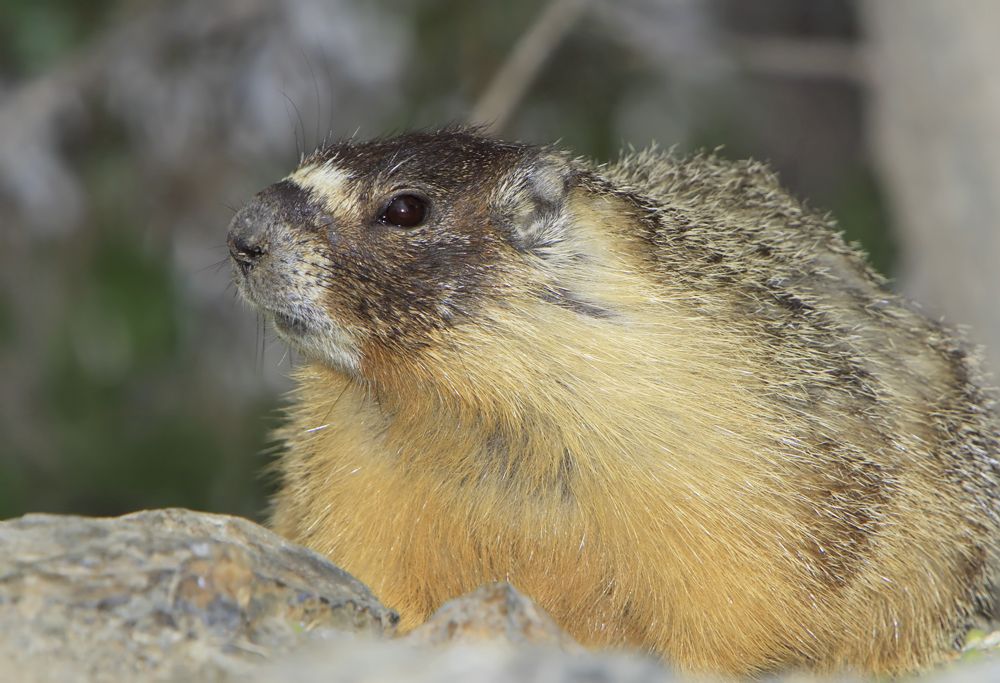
[379, 193, 428, 228]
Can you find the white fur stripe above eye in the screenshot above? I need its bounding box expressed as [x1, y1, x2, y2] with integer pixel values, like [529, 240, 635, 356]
[289, 163, 353, 196]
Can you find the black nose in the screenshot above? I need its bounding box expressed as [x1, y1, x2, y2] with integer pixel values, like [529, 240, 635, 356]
[227, 230, 266, 274]
[228, 180, 316, 275]
[227, 200, 271, 274]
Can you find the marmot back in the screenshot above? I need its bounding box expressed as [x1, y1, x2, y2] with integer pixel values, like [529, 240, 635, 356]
[227, 129, 1000, 676]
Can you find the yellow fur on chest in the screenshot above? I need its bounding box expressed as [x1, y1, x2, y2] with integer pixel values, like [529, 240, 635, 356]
[270, 364, 846, 673]
[272, 376, 796, 670]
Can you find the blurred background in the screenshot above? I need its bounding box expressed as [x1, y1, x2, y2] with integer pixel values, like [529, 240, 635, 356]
[1, 0, 998, 521]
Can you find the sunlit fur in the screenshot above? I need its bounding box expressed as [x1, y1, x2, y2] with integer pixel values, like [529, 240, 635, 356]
[239, 131, 1000, 677]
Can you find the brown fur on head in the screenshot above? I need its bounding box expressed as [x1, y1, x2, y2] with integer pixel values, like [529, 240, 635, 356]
[229, 128, 1000, 677]
[228, 129, 583, 375]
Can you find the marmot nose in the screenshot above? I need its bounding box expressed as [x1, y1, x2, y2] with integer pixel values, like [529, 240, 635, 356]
[228, 230, 266, 274]
[227, 204, 270, 274]
[228, 180, 314, 275]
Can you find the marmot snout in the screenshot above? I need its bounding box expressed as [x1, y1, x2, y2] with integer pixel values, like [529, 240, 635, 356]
[229, 128, 1000, 676]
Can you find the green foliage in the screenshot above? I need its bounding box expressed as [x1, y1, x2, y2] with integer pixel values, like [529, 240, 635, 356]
[0, 103, 276, 520]
[378, 0, 637, 160]
[829, 165, 897, 276]
[0, 0, 123, 76]
[0, 458, 27, 521]
[0, 294, 11, 347]
[380, 0, 537, 127]
[23, 225, 277, 519]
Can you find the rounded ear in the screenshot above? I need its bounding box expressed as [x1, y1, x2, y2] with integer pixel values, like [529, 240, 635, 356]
[496, 152, 575, 252]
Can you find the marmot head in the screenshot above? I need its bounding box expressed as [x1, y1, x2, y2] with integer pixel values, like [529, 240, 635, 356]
[227, 129, 596, 376]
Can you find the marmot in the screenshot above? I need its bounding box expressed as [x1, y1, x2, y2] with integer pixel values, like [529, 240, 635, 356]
[227, 128, 1000, 676]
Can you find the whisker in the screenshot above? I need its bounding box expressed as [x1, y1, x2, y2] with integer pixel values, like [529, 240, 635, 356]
[195, 257, 230, 275]
[301, 47, 322, 152]
[282, 90, 305, 162]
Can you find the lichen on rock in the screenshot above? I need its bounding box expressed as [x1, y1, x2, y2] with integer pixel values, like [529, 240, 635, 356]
[0, 508, 397, 681]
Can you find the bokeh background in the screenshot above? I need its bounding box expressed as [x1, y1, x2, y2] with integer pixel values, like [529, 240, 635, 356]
[2, 0, 998, 521]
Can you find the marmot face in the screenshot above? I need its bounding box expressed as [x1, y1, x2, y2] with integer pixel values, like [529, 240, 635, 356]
[227, 131, 575, 375]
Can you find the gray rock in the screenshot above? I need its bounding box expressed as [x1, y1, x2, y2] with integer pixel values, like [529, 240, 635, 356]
[230, 581, 870, 683]
[243, 638, 677, 683]
[3, 507, 998, 682]
[237, 582, 676, 683]
[405, 582, 581, 651]
[0, 508, 397, 682]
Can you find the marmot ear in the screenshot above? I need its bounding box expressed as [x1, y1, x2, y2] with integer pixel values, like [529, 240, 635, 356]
[497, 152, 574, 252]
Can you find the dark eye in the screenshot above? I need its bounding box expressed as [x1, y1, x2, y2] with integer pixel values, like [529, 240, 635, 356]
[378, 193, 428, 228]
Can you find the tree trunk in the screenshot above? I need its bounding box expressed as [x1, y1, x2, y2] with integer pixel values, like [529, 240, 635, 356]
[862, 0, 1000, 374]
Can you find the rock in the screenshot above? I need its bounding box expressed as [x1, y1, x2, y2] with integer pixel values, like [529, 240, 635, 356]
[405, 582, 580, 651]
[4, 507, 999, 682]
[0, 508, 397, 682]
[242, 638, 676, 683]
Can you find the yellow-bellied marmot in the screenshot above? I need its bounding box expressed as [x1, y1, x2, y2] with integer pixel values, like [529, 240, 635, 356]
[227, 128, 1000, 676]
